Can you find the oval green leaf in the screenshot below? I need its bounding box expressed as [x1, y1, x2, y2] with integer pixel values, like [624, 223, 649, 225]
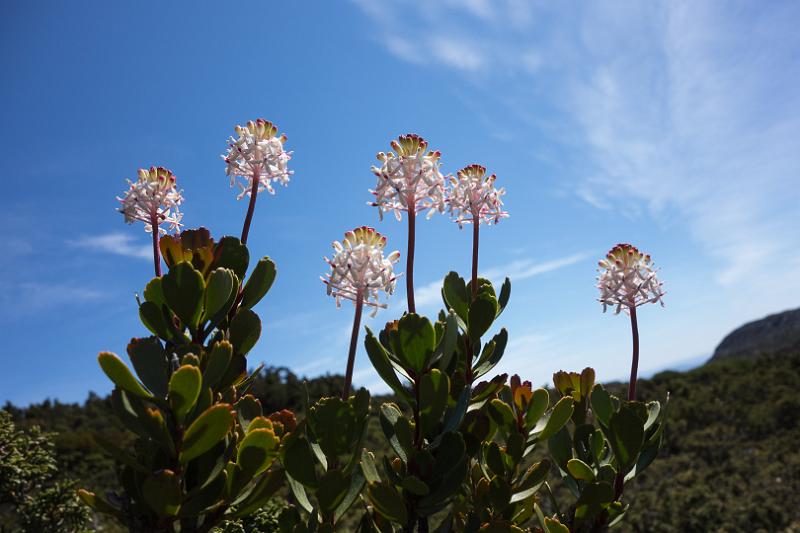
[98, 352, 152, 399]
[179, 404, 234, 464]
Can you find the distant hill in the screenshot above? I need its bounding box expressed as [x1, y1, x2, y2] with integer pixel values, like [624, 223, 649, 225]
[711, 307, 800, 361]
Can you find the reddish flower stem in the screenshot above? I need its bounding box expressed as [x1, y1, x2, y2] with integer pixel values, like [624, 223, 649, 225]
[406, 205, 417, 314]
[628, 306, 640, 401]
[240, 168, 260, 245]
[471, 217, 479, 299]
[615, 305, 640, 500]
[342, 292, 364, 400]
[150, 212, 162, 277]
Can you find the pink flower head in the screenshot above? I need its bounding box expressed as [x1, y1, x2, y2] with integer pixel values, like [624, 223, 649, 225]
[446, 164, 508, 228]
[223, 118, 292, 200]
[598, 244, 665, 314]
[117, 166, 183, 234]
[369, 134, 446, 221]
[322, 226, 402, 317]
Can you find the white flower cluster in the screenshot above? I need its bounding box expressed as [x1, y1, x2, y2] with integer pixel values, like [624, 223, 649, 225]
[370, 134, 446, 221]
[118, 166, 184, 234]
[446, 164, 508, 228]
[597, 244, 665, 314]
[322, 226, 401, 316]
[223, 119, 292, 200]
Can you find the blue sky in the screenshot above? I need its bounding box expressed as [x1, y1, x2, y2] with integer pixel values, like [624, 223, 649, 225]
[2, 1, 799, 406]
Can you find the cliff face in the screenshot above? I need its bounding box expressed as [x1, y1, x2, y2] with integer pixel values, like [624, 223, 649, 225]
[711, 308, 800, 361]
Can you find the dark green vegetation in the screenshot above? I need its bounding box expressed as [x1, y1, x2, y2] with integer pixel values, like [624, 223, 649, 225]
[0, 411, 91, 532]
[4, 353, 799, 532]
[622, 350, 800, 532]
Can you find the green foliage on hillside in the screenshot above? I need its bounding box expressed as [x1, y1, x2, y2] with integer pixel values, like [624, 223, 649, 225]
[621, 351, 800, 532]
[5, 354, 800, 532]
[0, 411, 91, 532]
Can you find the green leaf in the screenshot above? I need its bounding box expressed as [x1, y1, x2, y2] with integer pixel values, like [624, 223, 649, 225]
[202, 268, 236, 324]
[138, 403, 176, 456]
[644, 400, 661, 432]
[334, 467, 366, 522]
[548, 427, 573, 471]
[590, 430, 606, 462]
[110, 389, 146, 437]
[283, 435, 318, 488]
[126, 337, 169, 398]
[242, 257, 277, 309]
[285, 474, 314, 514]
[229, 309, 261, 355]
[236, 394, 263, 432]
[437, 311, 459, 372]
[419, 369, 449, 437]
[567, 458, 595, 481]
[76, 490, 123, 518]
[487, 399, 515, 429]
[390, 314, 436, 373]
[590, 384, 614, 426]
[441, 272, 469, 323]
[537, 397, 574, 441]
[608, 404, 645, 473]
[138, 301, 171, 340]
[78, 489, 124, 520]
[486, 442, 506, 476]
[544, 516, 571, 533]
[402, 475, 430, 496]
[98, 352, 153, 399]
[169, 365, 202, 423]
[317, 469, 350, 513]
[473, 328, 508, 380]
[213, 236, 250, 280]
[468, 292, 497, 340]
[179, 470, 227, 517]
[525, 388, 550, 428]
[179, 404, 234, 464]
[162, 262, 205, 329]
[228, 468, 285, 518]
[379, 403, 411, 463]
[574, 481, 615, 526]
[364, 328, 410, 401]
[512, 460, 550, 503]
[203, 340, 233, 389]
[488, 476, 512, 511]
[496, 277, 511, 317]
[625, 397, 669, 481]
[368, 482, 408, 524]
[236, 428, 279, 477]
[441, 387, 470, 435]
[361, 450, 381, 484]
[597, 464, 617, 484]
[143, 277, 165, 306]
[142, 470, 181, 516]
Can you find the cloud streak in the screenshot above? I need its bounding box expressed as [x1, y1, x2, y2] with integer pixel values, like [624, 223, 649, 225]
[69, 233, 152, 260]
[352, 0, 800, 291]
[0, 281, 106, 315]
[393, 252, 588, 311]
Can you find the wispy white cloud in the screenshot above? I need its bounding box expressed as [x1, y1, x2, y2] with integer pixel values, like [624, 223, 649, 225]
[482, 253, 589, 284]
[351, 0, 539, 76]
[69, 233, 152, 260]
[429, 36, 486, 71]
[0, 281, 106, 315]
[565, 3, 800, 286]
[391, 252, 588, 312]
[352, 0, 800, 291]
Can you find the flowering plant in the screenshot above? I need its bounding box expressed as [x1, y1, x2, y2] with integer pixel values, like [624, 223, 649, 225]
[80, 124, 668, 533]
